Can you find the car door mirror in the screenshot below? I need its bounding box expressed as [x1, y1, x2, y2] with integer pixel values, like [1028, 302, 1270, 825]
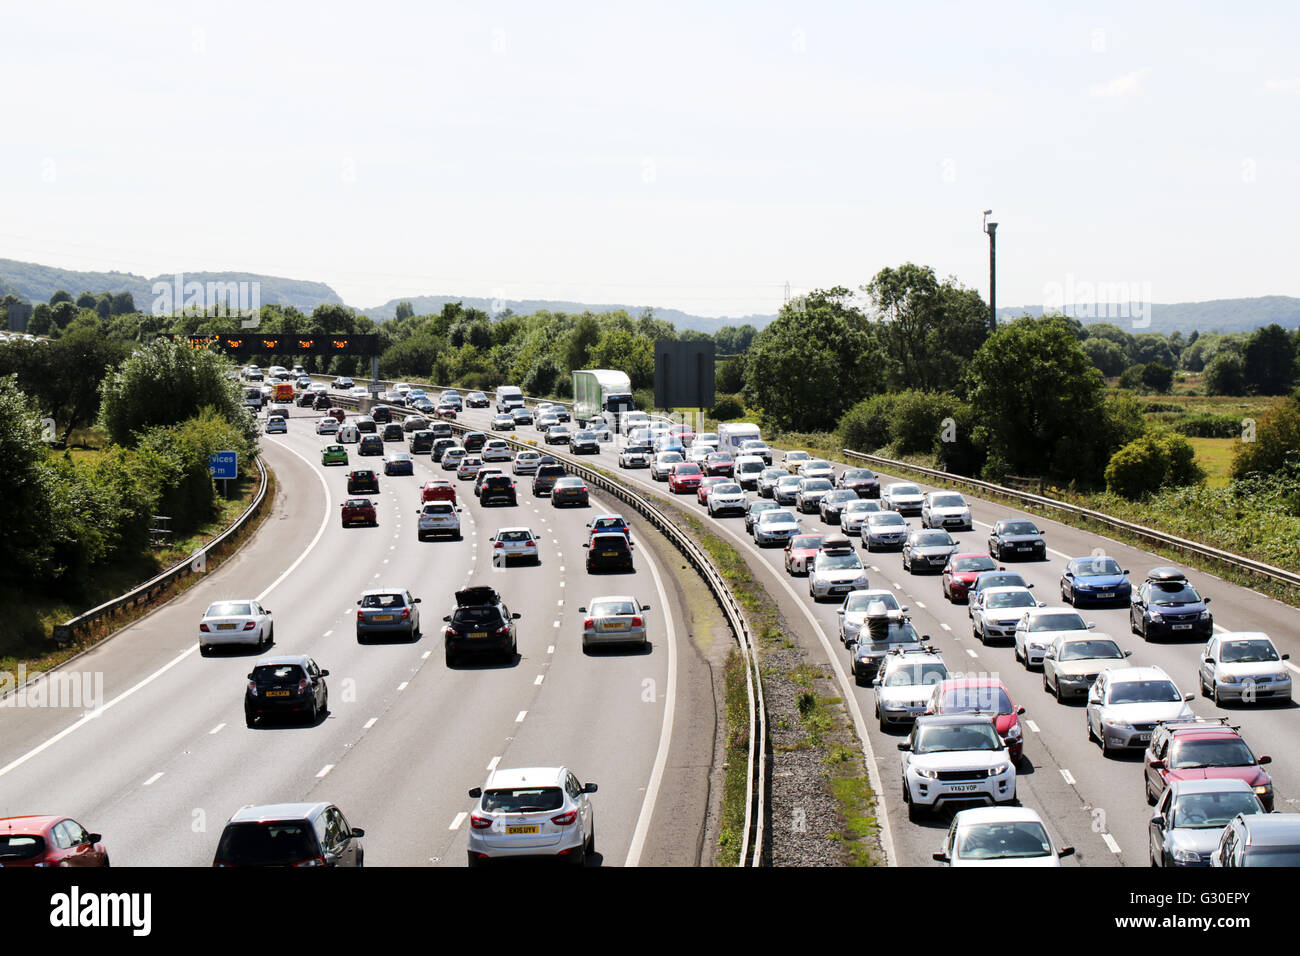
[1150, 759, 1165, 770]
[1283, 654, 1291, 661]
[642, 604, 651, 611]
[1124, 650, 1132, 657]
[1259, 755, 1272, 765]
[1204, 597, 1211, 603]
[1057, 846, 1075, 858]
[443, 615, 451, 622]
[1044, 649, 1055, 660]
[86, 833, 103, 844]
[413, 598, 421, 603]
[319, 670, 329, 677]
[896, 741, 911, 751]
[1184, 694, 1194, 702]
[350, 827, 365, 838]
[1016, 706, 1025, 715]
[1087, 622, 1096, 629]
[582, 782, 598, 793]
[246, 673, 254, 680]
[932, 852, 950, 863]
[1063, 571, 1073, 578]
[512, 613, 521, 619]
[468, 787, 482, 799]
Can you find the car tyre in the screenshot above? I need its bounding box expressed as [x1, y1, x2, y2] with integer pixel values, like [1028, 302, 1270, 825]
[1145, 778, 1157, 806]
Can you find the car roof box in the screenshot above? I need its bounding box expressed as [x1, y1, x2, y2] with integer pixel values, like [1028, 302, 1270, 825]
[456, 586, 500, 607]
[1145, 566, 1187, 583]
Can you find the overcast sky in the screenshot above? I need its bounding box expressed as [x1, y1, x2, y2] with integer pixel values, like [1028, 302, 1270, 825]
[2, 1, 1297, 317]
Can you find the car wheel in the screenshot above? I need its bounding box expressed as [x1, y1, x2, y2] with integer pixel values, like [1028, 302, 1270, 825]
[1150, 845, 1159, 868]
[906, 791, 922, 823]
[199, 643, 210, 657]
[1100, 731, 1112, 758]
[1086, 714, 1097, 742]
[245, 709, 257, 728]
[1212, 683, 1222, 706]
[1145, 778, 1157, 806]
[308, 698, 319, 724]
[978, 624, 988, 646]
[466, 851, 483, 868]
[1130, 609, 1141, 636]
[445, 648, 456, 667]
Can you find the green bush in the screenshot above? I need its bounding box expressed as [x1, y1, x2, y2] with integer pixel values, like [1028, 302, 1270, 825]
[1105, 430, 1205, 498]
[1232, 393, 1300, 478]
[1174, 414, 1243, 439]
[1118, 365, 1145, 390]
[709, 395, 746, 421]
[837, 393, 901, 453]
[889, 390, 958, 455]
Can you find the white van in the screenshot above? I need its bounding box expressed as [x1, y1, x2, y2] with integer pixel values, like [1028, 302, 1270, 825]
[495, 385, 525, 413]
[734, 455, 766, 490]
[337, 424, 359, 444]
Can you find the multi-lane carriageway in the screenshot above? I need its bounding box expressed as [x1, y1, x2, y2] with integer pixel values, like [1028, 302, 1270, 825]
[445, 400, 1300, 867]
[0, 405, 716, 867]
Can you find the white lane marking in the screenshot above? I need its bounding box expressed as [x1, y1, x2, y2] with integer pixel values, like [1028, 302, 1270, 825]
[624, 514, 681, 869]
[1060, 768, 1076, 785]
[449, 812, 467, 830]
[1025, 719, 1040, 733]
[559, 566, 565, 572]
[915, 601, 925, 609]
[557, 600, 564, 606]
[515, 710, 527, 722]
[553, 620, 560, 628]
[421, 651, 431, 660]
[374, 573, 380, 578]
[940, 623, 951, 631]
[534, 674, 544, 685]
[209, 723, 226, 735]
[316, 764, 334, 778]
[142, 772, 164, 786]
[364, 717, 378, 730]
[487, 755, 500, 771]
[1286, 661, 1300, 676]
[892, 582, 901, 589]
[397, 681, 409, 692]
[547, 645, 555, 654]
[559, 581, 565, 587]
[382, 558, 389, 564]
[1102, 833, 1122, 854]
[323, 630, 333, 638]
[966, 648, 978, 658]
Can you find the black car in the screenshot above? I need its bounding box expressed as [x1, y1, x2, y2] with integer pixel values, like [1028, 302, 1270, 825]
[479, 474, 518, 507]
[818, 489, 860, 524]
[382, 423, 404, 442]
[463, 431, 488, 453]
[313, 393, 333, 410]
[532, 464, 566, 496]
[431, 437, 459, 462]
[213, 802, 363, 867]
[585, 532, 634, 573]
[370, 405, 392, 424]
[987, 519, 1047, 561]
[443, 586, 519, 666]
[409, 430, 435, 455]
[355, 416, 377, 434]
[244, 656, 328, 726]
[297, 391, 317, 407]
[569, 430, 599, 454]
[1130, 568, 1213, 641]
[410, 398, 436, 415]
[347, 469, 380, 494]
[359, 435, 384, 456]
[466, 391, 490, 408]
[837, 468, 880, 498]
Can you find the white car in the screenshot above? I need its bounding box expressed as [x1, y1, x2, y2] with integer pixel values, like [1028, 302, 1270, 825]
[873, 648, 949, 730]
[733, 455, 766, 490]
[417, 502, 462, 541]
[796, 459, 835, 481]
[936, 807, 1074, 867]
[839, 498, 882, 535]
[1012, 607, 1094, 668]
[838, 589, 904, 645]
[391, 383, 412, 396]
[686, 444, 713, 464]
[1198, 632, 1293, 704]
[618, 445, 652, 468]
[580, 594, 651, 650]
[199, 599, 273, 654]
[349, 386, 369, 399]
[808, 540, 870, 601]
[901, 715, 1017, 820]
[921, 492, 973, 531]
[707, 481, 747, 517]
[315, 417, 339, 435]
[466, 766, 596, 866]
[481, 439, 513, 463]
[1086, 665, 1195, 757]
[512, 451, 543, 475]
[492, 527, 540, 565]
[971, 586, 1042, 645]
[882, 482, 925, 515]
[739, 440, 773, 465]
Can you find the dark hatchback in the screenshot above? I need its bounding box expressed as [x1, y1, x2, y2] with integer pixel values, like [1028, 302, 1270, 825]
[347, 469, 379, 494]
[837, 467, 881, 498]
[382, 423, 404, 442]
[410, 430, 436, 454]
[480, 475, 518, 507]
[463, 431, 488, 453]
[1131, 568, 1213, 641]
[213, 802, 363, 867]
[359, 434, 384, 456]
[570, 430, 600, 455]
[585, 532, 634, 573]
[442, 586, 519, 666]
[533, 464, 566, 496]
[370, 405, 392, 424]
[244, 656, 328, 726]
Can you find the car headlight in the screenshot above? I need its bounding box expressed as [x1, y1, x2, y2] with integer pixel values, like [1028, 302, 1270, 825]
[1172, 847, 1201, 864]
[1276, 673, 1292, 682]
[1221, 674, 1238, 684]
[1149, 612, 1163, 622]
[1255, 785, 1271, 795]
[1105, 718, 1132, 730]
[913, 767, 940, 779]
[1199, 610, 1212, 620]
[1004, 724, 1022, 740]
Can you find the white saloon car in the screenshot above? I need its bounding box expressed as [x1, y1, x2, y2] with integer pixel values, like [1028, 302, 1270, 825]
[199, 599, 273, 654]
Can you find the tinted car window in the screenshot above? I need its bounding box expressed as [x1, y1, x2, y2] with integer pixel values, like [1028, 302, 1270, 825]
[216, 822, 318, 865]
[362, 593, 407, 609]
[252, 664, 306, 682]
[482, 788, 563, 813]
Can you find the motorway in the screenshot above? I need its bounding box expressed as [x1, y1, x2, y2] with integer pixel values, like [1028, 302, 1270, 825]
[446, 399, 1300, 867]
[0, 404, 697, 867]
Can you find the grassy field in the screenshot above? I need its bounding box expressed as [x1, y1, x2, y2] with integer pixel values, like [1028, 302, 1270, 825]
[1185, 437, 1236, 488]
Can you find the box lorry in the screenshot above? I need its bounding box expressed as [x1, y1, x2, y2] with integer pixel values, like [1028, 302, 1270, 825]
[572, 369, 635, 430]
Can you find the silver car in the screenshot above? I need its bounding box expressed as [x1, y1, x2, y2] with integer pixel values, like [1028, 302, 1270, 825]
[971, 586, 1042, 645]
[839, 498, 882, 535]
[481, 439, 513, 462]
[862, 511, 909, 551]
[808, 543, 870, 601]
[1150, 778, 1265, 867]
[650, 452, 684, 481]
[1042, 635, 1131, 701]
[797, 459, 835, 481]
[580, 594, 651, 651]
[754, 508, 801, 546]
[873, 648, 949, 729]
[355, 588, 422, 642]
[512, 451, 542, 475]
[838, 589, 904, 645]
[773, 475, 803, 506]
[757, 467, 786, 498]
[466, 766, 596, 866]
[707, 481, 747, 517]
[921, 492, 973, 531]
[417, 501, 462, 541]
[1013, 607, 1094, 668]
[796, 477, 835, 514]
[882, 482, 925, 514]
[1198, 632, 1293, 704]
[492, 527, 540, 565]
[1086, 666, 1195, 757]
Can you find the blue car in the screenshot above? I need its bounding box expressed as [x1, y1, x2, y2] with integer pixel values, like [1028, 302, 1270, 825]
[654, 437, 685, 456]
[1130, 567, 1213, 642]
[1060, 556, 1132, 606]
[383, 453, 415, 476]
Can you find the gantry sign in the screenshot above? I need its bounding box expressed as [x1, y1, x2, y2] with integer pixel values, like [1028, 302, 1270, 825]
[172, 333, 379, 356]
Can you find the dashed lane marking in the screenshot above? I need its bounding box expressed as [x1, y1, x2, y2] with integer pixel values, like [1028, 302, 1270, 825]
[143, 772, 163, 786]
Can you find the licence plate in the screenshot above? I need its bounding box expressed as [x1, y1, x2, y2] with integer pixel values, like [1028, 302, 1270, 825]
[602, 552, 617, 558]
[217, 623, 237, 630]
[470, 631, 487, 638]
[505, 825, 539, 835]
[948, 784, 980, 793]
[1137, 733, 1151, 741]
[599, 622, 625, 631]
[373, 614, 394, 622]
[266, 690, 290, 698]
[1172, 624, 1193, 630]
[1018, 545, 1032, 551]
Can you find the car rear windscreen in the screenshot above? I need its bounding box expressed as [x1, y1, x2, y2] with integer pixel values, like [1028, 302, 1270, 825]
[482, 787, 563, 813]
[207, 602, 252, 617]
[0, 834, 46, 861]
[216, 823, 317, 865]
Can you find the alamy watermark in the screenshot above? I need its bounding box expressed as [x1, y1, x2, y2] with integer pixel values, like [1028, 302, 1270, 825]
[151, 273, 261, 327]
[0, 667, 104, 710]
[1042, 273, 1153, 328]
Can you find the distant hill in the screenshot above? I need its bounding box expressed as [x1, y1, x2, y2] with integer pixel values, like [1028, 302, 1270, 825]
[0, 258, 344, 312]
[998, 296, 1300, 335]
[360, 294, 777, 334]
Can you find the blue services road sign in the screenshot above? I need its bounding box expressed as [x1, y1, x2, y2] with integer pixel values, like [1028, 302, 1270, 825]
[209, 451, 239, 479]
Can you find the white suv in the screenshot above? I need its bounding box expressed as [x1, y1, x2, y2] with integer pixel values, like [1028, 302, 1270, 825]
[416, 502, 461, 541]
[901, 715, 1017, 821]
[466, 766, 597, 866]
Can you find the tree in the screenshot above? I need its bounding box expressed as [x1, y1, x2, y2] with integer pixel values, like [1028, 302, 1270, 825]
[963, 316, 1117, 485]
[1105, 431, 1205, 498]
[27, 303, 52, 335]
[1082, 338, 1127, 377]
[1231, 391, 1300, 478]
[99, 337, 257, 447]
[744, 287, 877, 432]
[715, 324, 757, 354]
[1203, 352, 1247, 396]
[1242, 323, 1298, 395]
[111, 291, 136, 315]
[95, 294, 113, 320]
[564, 315, 602, 371]
[75, 292, 97, 310]
[50, 301, 79, 332]
[394, 300, 414, 321]
[1140, 362, 1174, 394]
[49, 290, 73, 306]
[1132, 333, 1176, 368]
[588, 327, 654, 390]
[0, 376, 60, 585]
[1082, 322, 1136, 361]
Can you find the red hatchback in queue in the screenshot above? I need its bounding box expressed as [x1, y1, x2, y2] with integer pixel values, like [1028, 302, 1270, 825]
[420, 479, 458, 506]
[705, 452, 735, 477]
[942, 553, 1002, 604]
[0, 816, 109, 867]
[668, 462, 703, 494]
[696, 476, 729, 506]
[926, 678, 1026, 763]
[784, 534, 825, 575]
[328, 407, 347, 423]
[341, 498, 377, 527]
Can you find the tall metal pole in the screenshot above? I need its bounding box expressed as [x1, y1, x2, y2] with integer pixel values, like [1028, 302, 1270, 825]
[987, 221, 997, 332]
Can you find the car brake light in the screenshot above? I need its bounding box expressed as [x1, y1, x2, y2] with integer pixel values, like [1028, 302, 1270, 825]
[400, 608, 410, 621]
[292, 856, 326, 867]
[495, 541, 505, 548]
[358, 609, 365, 620]
[524, 540, 533, 547]
[632, 616, 642, 627]
[584, 618, 594, 629]
[470, 814, 493, 830]
[551, 810, 578, 826]
[297, 679, 310, 693]
[242, 621, 256, 630]
[496, 625, 510, 634]
[200, 623, 210, 632]
[444, 626, 455, 638]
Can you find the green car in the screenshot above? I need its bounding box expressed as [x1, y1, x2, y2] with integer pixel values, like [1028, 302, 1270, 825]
[322, 444, 349, 466]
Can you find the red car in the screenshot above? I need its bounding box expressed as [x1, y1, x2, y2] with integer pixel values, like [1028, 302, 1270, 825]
[669, 424, 695, 445]
[784, 534, 825, 575]
[341, 497, 377, 527]
[941, 553, 1002, 603]
[668, 462, 703, 494]
[420, 480, 458, 505]
[705, 452, 735, 477]
[435, 404, 458, 419]
[328, 407, 347, 423]
[0, 816, 109, 867]
[927, 678, 1025, 763]
[1143, 720, 1274, 810]
[696, 476, 729, 505]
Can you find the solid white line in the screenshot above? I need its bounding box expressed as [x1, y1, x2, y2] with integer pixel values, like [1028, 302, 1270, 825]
[1286, 661, 1300, 676]
[1026, 719, 1040, 733]
[915, 601, 925, 609]
[1102, 833, 1122, 854]
[363, 717, 378, 729]
[316, 764, 334, 778]
[449, 811, 467, 830]
[534, 674, 544, 685]
[553, 621, 560, 628]
[209, 723, 225, 735]
[557, 599, 564, 606]
[486, 756, 500, 771]
[1060, 768, 1076, 785]
[515, 710, 527, 722]
[625, 516, 680, 868]
[142, 772, 163, 786]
